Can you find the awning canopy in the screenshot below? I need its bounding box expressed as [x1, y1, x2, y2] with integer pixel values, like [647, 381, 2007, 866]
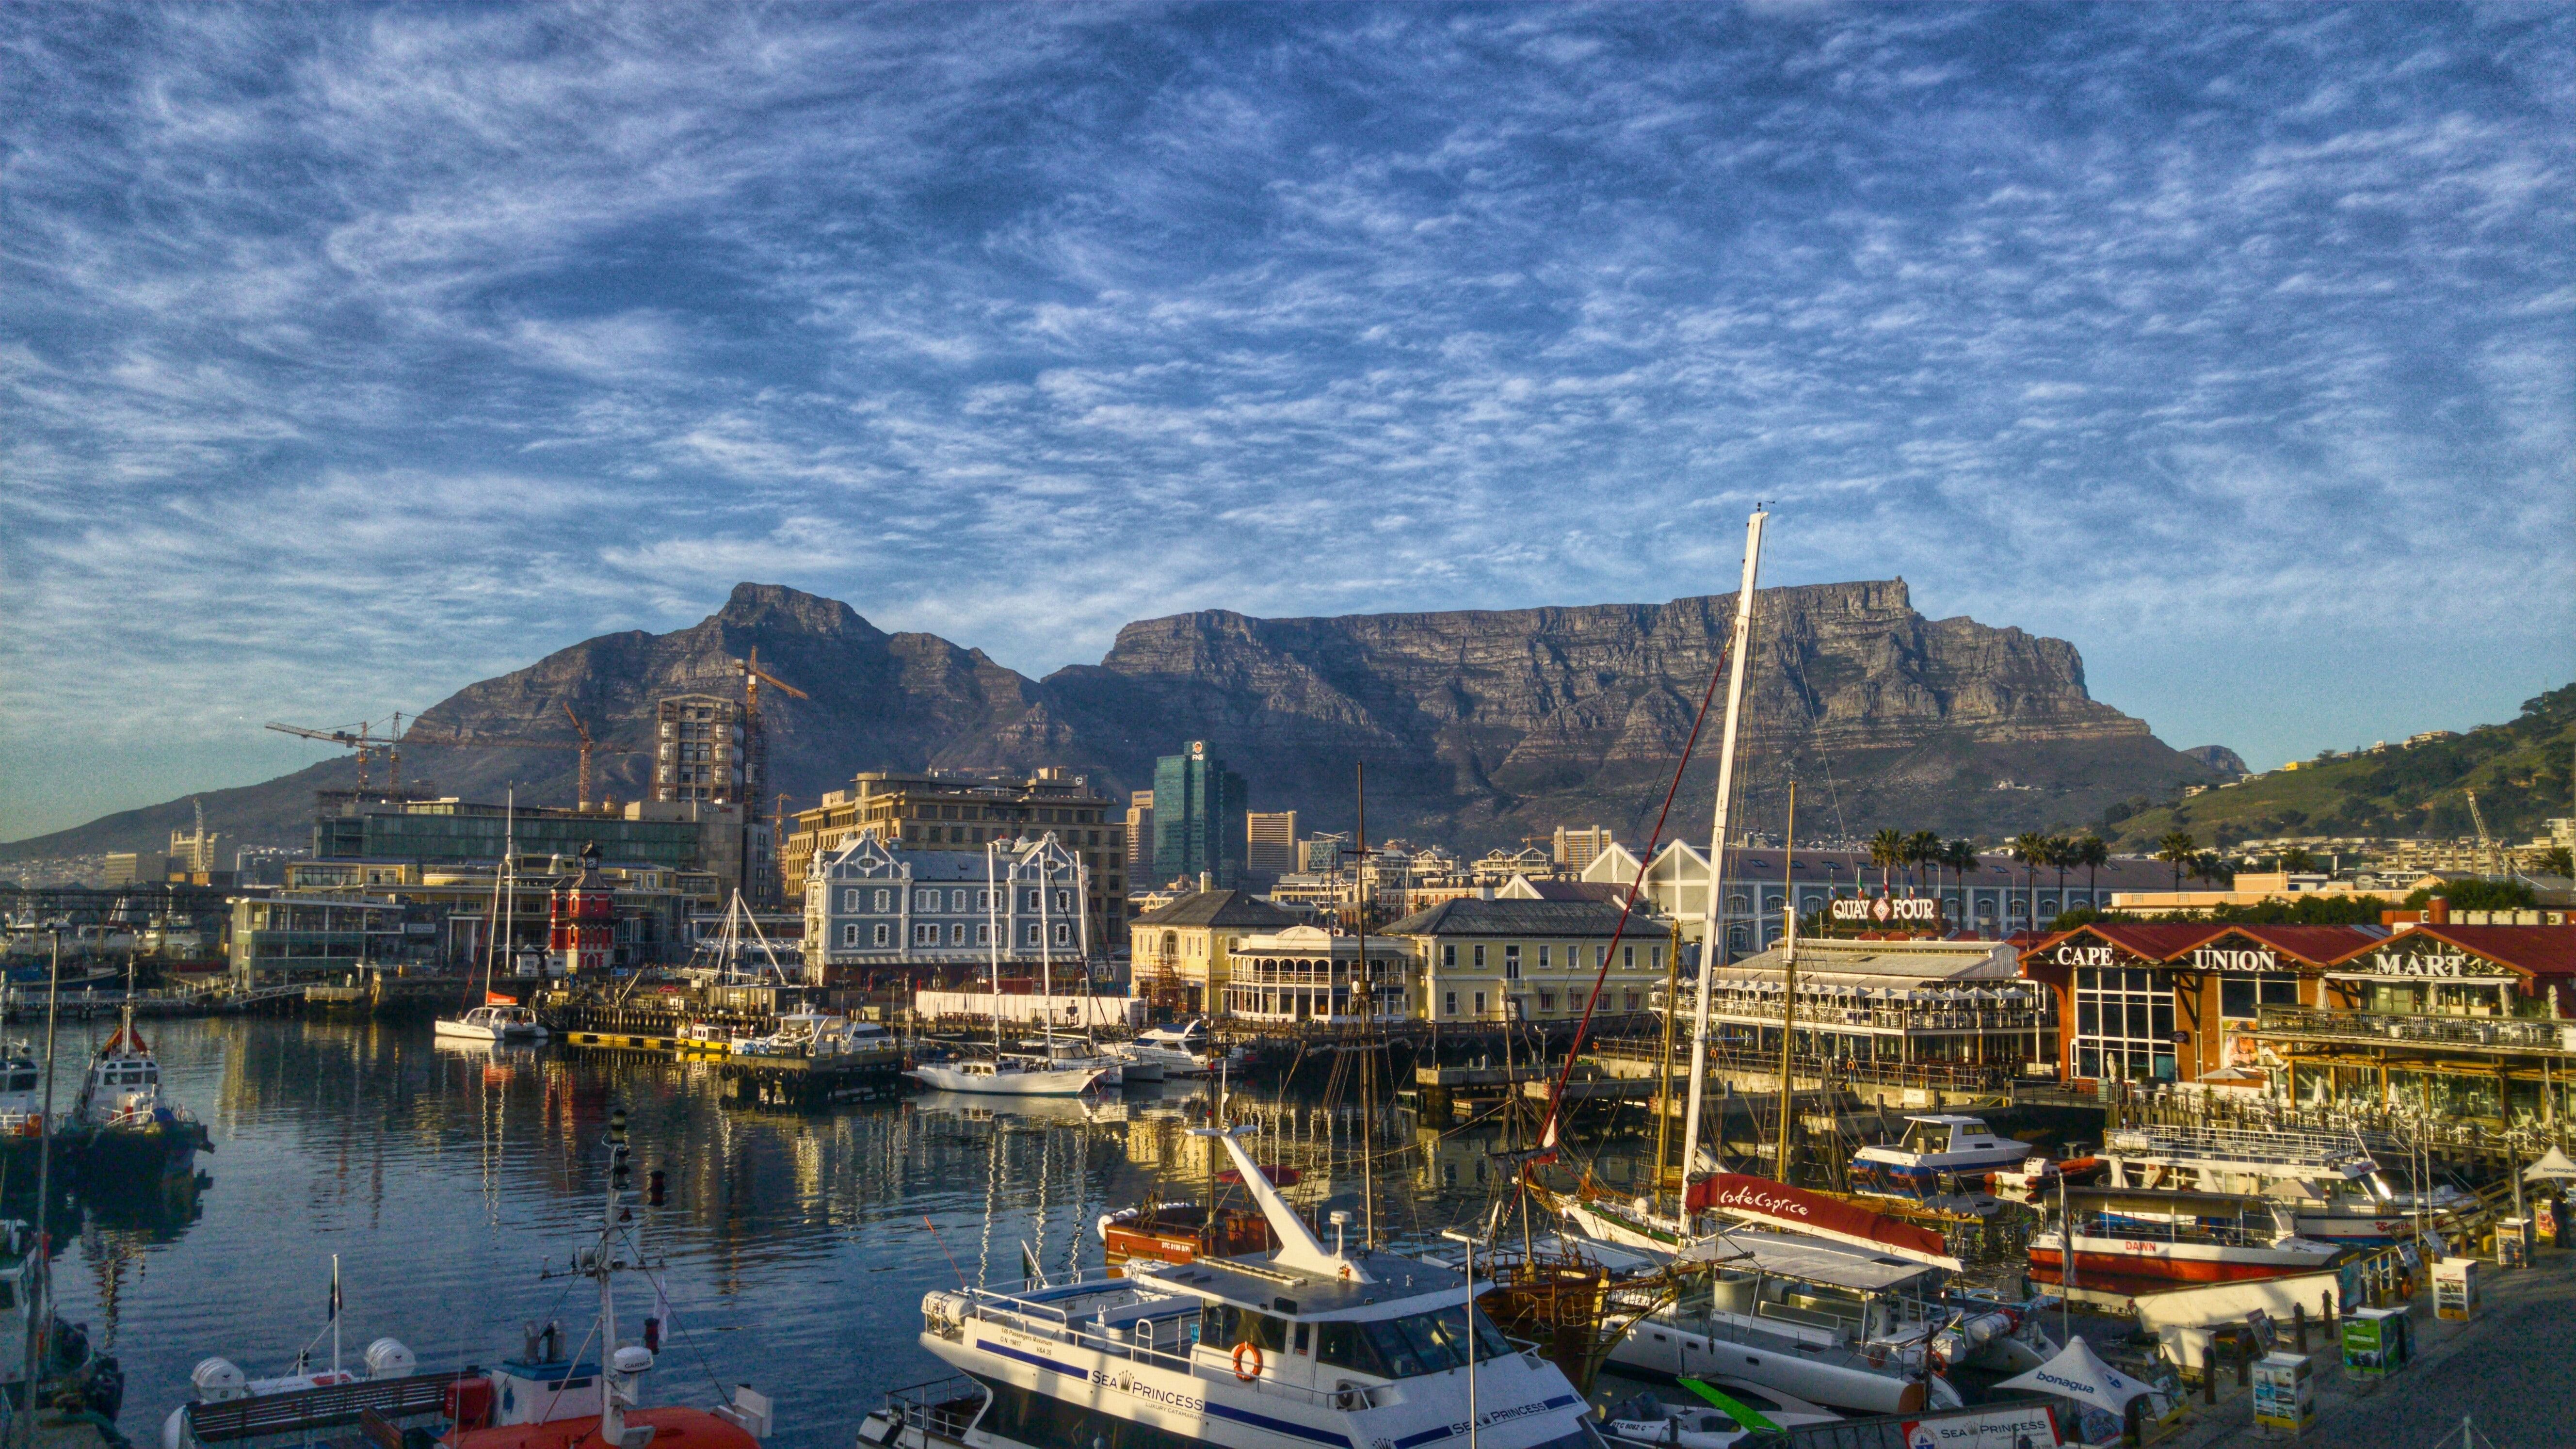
[1994, 1336, 2157, 1414]
[2524, 1146, 2576, 1183]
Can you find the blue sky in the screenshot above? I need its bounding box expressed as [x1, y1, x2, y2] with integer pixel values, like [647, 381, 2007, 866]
[4, 2, 2570, 840]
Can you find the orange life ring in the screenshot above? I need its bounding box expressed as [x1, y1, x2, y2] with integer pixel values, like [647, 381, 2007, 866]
[1232, 1341, 1264, 1382]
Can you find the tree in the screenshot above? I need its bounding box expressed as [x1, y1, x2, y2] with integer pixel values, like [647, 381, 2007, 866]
[2409, 878, 2539, 912]
[2279, 845, 2315, 873]
[2077, 835, 2109, 906]
[1868, 828, 1905, 895]
[1906, 830, 1942, 896]
[2544, 846, 2573, 880]
[2156, 831, 2198, 893]
[2190, 852, 2232, 887]
[2009, 833, 2052, 933]
[2047, 835, 2075, 907]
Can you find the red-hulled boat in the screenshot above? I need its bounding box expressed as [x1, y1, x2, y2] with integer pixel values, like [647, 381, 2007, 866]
[2028, 1188, 2347, 1294]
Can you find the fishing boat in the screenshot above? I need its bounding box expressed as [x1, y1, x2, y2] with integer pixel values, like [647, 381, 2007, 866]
[905, 842, 1108, 1098]
[861, 1123, 1604, 1449]
[1847, 1115, 2032, 1191]
[2093, 1124, 2472, 1243]
[2028, 1188, 2347, 1292]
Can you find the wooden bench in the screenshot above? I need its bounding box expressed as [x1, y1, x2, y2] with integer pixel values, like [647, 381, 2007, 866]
[182, 1373, 461, 1444]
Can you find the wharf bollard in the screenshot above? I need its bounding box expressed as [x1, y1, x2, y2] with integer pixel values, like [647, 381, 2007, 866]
[2236, 1335, 2251, 1389]
[2293, 1302, 2308, 1353]
[2203, 1346, 2218, 1403]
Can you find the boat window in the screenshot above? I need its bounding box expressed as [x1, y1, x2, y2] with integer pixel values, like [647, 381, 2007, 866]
[1360, 1306, 1511, 1377]
[1317, 1321, 1391, 1377]
[7, 1075, 32, 1092]
[1199, 1304, 1288, 1353]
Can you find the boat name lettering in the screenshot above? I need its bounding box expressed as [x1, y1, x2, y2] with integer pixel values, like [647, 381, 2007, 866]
[1089, 1369, 1204, 1414]
[1444, 1400, 1560, 1438]
[2051, 945, 2121, 967]
[2188, 948, 2278, 973]
[2367, 951, 2473, 978]
[1707, 1184, 1812, 1220]
[1831, 896, 1942, 925]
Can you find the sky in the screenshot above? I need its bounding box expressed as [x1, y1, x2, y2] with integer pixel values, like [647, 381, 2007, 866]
[4, 2, 2571, 841]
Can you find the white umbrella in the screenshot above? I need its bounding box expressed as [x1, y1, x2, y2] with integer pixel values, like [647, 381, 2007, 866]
[2524, 1145, 2576, 1183]
[1994, 1335, 2157, 1416]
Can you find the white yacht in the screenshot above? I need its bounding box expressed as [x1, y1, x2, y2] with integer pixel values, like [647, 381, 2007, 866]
[2094, 1124, 2473, 1243]
[0, 1043, 41, 1135]
[732, 1012, 901, 1062]
[861, 1126, 1604, 1449]
[1121, 1020, 1231, 1078]
[908, 1055, 1107, 1097]
[433, 1001, 547, 1044]
[1847, 1114, 2031, 1191]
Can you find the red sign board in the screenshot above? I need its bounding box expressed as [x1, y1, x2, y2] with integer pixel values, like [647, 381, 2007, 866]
[1684, 1174, 1960, 1269]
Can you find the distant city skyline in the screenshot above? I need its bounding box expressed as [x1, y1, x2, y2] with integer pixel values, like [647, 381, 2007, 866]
[4, 3, 2569, 840]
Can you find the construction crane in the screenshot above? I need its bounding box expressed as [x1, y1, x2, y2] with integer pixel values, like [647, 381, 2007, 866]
[734, 646, 808, 811]
[2465, 789, 2500, 877]
[265, 714, 408, 791]
[562, 703, 600, 810]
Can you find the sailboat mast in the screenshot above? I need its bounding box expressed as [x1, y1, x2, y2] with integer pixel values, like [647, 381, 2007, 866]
[1037, 840, 1055, 1036]
[1679, 509, 1767, 1206]
[1773, 784, 1798, 1182]
[986, 844, 1004, 1055]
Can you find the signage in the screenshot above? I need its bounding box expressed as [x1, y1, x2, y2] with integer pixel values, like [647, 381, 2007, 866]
[1684, 1173, 1960, 1269]
[1830, 895, 1943, 926]
[2187, 946, 2279, 973]
[2049, 943, 2134, 968]
[2364, 948, 2479, 978]
[1900, 1406, 2061, 1448]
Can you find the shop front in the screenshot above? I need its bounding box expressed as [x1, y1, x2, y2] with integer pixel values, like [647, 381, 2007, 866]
[2160, 925, 2371, 1085]
[2021, 923, 2219, 1085]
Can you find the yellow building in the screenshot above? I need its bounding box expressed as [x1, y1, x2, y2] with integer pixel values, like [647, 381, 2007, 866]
[1128, 889, 1299, 1014]
[1384, 895, 1671, 1024]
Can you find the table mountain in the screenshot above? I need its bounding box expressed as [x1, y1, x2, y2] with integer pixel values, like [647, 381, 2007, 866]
[4, 580, 2218, 864]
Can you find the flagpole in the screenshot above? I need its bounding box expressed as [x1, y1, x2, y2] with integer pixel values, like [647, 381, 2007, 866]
[330, 1254, 341, 1376]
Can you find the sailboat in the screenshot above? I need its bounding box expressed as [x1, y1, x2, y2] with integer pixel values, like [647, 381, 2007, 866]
[438, 796, 545, 1043]
[907, 840, 1106, 1096]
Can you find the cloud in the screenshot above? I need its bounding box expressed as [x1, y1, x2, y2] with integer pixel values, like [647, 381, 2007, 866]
[1, 0, 2570, 837]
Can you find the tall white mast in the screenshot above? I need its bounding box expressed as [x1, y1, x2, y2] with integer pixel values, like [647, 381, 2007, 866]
[986, 843, 1004, 1055]
[1037, 838, 1056, 1035]
[1679, 510, 1767, 1206]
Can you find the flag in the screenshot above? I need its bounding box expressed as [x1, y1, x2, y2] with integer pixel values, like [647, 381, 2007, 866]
[487, 991, 516, 1007]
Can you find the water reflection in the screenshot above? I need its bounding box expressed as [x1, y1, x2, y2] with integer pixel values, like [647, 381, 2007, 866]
[46, 1019, 1556, 1449]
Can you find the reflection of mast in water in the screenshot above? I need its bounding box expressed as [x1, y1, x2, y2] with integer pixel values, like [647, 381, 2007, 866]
[82, 1221, 129, 1352]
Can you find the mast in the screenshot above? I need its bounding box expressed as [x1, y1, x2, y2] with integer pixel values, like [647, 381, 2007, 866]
[986, 844, 1004, 1056]
[1773, 784, 1798, 1182]
[23, 930, 59, 1429]
[502, 790, 517, 982]
[1355, 761, 1375, 1249]
[1037, 838, 1055, 1042]
[1653, 917, 1680, 1197]
[1679, 508, 1767, 1206]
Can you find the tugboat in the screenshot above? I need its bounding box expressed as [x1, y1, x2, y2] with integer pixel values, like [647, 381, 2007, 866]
[862, 1124, 1604, 1449]
[69, 1006, 210, 1175]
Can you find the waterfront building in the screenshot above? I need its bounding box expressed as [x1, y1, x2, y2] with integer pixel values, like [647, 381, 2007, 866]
[803, 828, 1091, 993]
[654, 693, 747, 802]
[278, 856, 708, 972]
[1246, 810, 1298, 874]
[226, 893, 419, 983]
[1128, 888, 1298, 1014]
[1584, 841, 2173, 957]
[2019, 922, 2381, 1087]
[1151, 741, 1247, 888]
[2255, 924, 2576, 1127]
[1218, 923, 1412, 1023]
[1690, 937, 2054, 1075]
[1383, 895, 1668, 1024]
[781, 769, 1124, 945]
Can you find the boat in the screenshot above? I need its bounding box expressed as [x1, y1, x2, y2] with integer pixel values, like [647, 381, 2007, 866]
[1847, 1114, 2032, 1192]
[860, 1123, 1604, 1449]
[1598, 1380, 1840, 1448]
[435, 998, 547, 1044]
[70, 1006, 211, 1172]
[162, 1260, 434, 1449]
[1120, 1019, 1233, 1079]
[0, 1041, 42, 1137]
[904, 843, 1108, 1098]
[2092, 1124, 2473, 1243]
[442, 1107, 773, 1449]
[2029, 1188, 2347, 1293]
[1096, 1201, 1273, 1274]
[2, 1218, 124, 1428]
[731, 1012, 902, 1064]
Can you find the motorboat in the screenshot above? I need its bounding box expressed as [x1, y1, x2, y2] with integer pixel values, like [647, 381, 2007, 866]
[434, 1000, 547, 1044]
[2029, 1187, 2347, 1292]
[908, 1054, 1107, 1097]
[0, 1042, 41, 1137]
[71, 1006, 211, 1170]
[1599, 1380, 1840, 1448]
[1847, 1114, 2031, 1193]
[2093, 1124, 2473, 1243]
[1015, 1033, 1127, 1086]
[1122, 1019, 1232, 1078]
[862, 1124, 1604, 1449]
[164, 1323, 427, 1448]
[732, 1012, 902, 1063]
[1096, 1201, 1274, 1275]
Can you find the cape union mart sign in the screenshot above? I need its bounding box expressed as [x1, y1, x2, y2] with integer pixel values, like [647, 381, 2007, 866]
[1830, 895, 1943, 926]
[2364, 948, 2482, 978]
[2187, 946, 2280, 973]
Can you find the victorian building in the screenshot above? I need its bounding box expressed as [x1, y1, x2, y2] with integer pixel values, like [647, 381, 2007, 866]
[802, 828, 1090, 994]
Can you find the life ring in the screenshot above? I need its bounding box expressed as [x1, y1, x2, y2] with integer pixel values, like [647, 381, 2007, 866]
[1338, 1264, 1352, 1282]
[1232, 1341, 1264, 1382]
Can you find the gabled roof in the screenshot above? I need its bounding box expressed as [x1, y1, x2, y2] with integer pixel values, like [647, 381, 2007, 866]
[1383, 897, 1637, 937]
[1131, 889, 1300, 930]
[2192, 923, 2386, 966]
[1498, 877, 1627, 903]
[2024, 922, 2225, 964]
[2327, 924, 2576, 981]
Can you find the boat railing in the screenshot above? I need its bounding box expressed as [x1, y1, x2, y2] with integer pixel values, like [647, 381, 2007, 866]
[2079, 1212, 2287, 1250]
[953, 1290, 1394, 1409]
[177, 1371, 461, 1447]
[874, 1375, 987, 1443]
[2105, 1124, 2376, 1175]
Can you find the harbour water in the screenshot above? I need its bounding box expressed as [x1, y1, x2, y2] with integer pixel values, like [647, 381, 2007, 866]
[35, 1016, 1536, 1449]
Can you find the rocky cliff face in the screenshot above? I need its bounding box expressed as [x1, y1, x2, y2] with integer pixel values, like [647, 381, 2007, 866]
[4, 580, 2216, 861]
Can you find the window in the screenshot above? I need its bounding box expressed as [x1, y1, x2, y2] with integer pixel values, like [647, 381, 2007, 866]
[1054, 923, 1072, 945]
[2073, 965, 2176, 1081]
[914, 924, 937, 945]
[1025, 924, 1040, 946]
[873, 888, 891, 912]
[1473, 991, 1487, 1016]
[1442, 944, 1456, 968]
[951, 923, 967, 945]
[916, 888, 936, 910]
[1539, 945, 1552, 969]
[976, 924, 991, 945]
[951, 889, 967, 912]
[1622, 944, 1635, 969]
[841, 924, 858, 947]
[1444, 991, 1457, 1016]
[1054, 890, 1072, 912]
[1473, 943, 1487, 968]
[2221, 975, 2302, 1020]
[873, 924, 890, 948]
[841, 887, 859, 912]
[1026, 890, 1041, 910]
[1504, 946, 1521, 980]
[1537, 990, 1556, 1013]
[1652, 945, 1663, 970]
[1624, 991, 1639, 1011]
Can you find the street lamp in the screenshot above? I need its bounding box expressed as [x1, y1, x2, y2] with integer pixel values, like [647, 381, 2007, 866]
[1439, 1229, 1481, 1449]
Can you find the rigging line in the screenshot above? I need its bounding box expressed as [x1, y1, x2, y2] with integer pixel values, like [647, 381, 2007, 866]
[1528, 627, 1737, 1161]
[615, 1223, 729, 1404]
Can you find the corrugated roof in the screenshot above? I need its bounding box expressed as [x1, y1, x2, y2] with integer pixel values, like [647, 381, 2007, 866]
[2026, 922, 2225, 963]
[1130, 889, 1300, 929]
[2327, 924, 2576, 980]
[2198, 924, 2387, 966]
[1383, 897, 1637, 937]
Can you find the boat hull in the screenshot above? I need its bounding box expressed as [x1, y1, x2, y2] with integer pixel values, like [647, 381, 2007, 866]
[908, 1063, 1102, 1096]
[2028, 1234, 2341, 1290]
[1603, 1321, 1935, 1417]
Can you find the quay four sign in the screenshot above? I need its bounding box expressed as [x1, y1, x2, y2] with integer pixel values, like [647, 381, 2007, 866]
[1830, 895, 1943, 925]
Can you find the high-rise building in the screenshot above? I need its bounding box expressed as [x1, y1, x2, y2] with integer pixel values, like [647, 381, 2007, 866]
[1246, 811, 1298, 874]
[1553, 826, 1617, 873]
[1299, 834, 1350, 874]
[1152, 741, 1247, 889]
[655, 694, 746, 804]
[1127, 790, 1156, 873]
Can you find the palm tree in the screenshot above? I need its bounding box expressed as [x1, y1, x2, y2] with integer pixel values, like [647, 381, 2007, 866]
[1868, 827, 1905, 895]
[2156, 830, 2198, 893]
[2009, 832, 2051, 932]
[2280, 845, 2315, 873]
[2047, 835, 2075, 913]
[1906, 830, 1942, 897]
[1946, 839, 1980, 925]
[2076, 835, 2109, 908]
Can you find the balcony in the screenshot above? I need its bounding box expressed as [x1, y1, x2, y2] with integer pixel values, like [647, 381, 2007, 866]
[2255, 1005, 2576, 1059]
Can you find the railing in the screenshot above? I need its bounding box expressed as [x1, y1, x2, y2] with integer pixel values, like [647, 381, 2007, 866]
[1691, 996, 2053, 1035]
[1590, 1039, 2027, 1095]
[873, 1376, 986, 1444]
[2256, 1005, 2576, 1057]
[2103, 1123, 2379, 1173]
[180, 1371, 461, 1444]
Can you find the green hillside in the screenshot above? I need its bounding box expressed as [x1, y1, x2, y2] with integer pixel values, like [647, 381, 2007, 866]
[2103, 682, 2574, 852]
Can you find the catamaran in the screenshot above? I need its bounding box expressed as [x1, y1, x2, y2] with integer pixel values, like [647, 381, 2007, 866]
[861, 1124, 1605, 1449]
[907, 840, 1108, 1097]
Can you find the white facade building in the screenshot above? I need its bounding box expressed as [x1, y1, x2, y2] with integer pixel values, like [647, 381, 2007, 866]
[803, 828, 1089, 984]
